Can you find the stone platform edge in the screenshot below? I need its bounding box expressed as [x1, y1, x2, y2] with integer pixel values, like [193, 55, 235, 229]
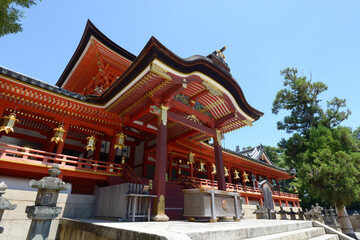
[56, 218, 189, 240]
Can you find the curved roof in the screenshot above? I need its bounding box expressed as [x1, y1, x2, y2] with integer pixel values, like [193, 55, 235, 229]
[87, 35, 263, 121]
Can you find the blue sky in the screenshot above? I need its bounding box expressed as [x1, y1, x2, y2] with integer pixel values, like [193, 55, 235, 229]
[0, 1, 359, 150]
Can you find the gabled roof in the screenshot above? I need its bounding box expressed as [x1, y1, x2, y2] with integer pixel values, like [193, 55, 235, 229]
[56, 20, 136, 92]
[238, 144, 275, 166]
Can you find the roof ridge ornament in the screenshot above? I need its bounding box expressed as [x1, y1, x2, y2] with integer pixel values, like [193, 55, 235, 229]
[215, 45, 227, 63]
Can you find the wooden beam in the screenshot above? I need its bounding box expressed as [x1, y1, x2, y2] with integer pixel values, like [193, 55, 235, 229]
[170, 100, 215, 128]
[124, 104, 151, 124]
[167, 111, 216, 137]
[127, 122, 157, 135]
[122, 128, 144, 140]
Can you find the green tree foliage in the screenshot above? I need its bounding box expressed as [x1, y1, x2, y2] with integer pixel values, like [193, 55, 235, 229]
[299, 126, 360, 206]
[354, 126, 360, 142]
[273, 68, 351, 170]
[273, 68, 359, 236]
[272, 68, 350, 135]
[0, 0, 38, 37]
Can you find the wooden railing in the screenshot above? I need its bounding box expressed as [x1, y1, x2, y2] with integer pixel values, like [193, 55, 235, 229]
[0, 143, 141, 183]
[180, 176, 299, 199]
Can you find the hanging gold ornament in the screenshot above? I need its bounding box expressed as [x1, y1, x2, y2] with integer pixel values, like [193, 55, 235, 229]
[224, 166, 229, 177]
[85, 135, 96, 151]
[234, 170, 240, 179]
[114, 132, 126, 149]
[51, 125, 66, 144]
[242, 171, 249, 182]
[188, 152, 195, 165]
[211, 163, 216, 175]
[0, 113, 19, 134]
[199, 161, 205, 172]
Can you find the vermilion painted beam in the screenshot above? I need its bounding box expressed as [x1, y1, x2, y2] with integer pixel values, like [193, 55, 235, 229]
[162, 84, 186, 102]
[127, 122, 157, 135]
[125, 104, 151, 124]
[122, 128, 144, 140]
[170, 100, 215, 128]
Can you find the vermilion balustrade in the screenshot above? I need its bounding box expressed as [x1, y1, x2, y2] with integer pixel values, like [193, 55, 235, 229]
[0, 143, 141, 183]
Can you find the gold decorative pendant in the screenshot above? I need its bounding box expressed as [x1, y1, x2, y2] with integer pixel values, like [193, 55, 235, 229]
[0, 113, 19, 134]
[51, 125, 66, 144]
[85, 135, 96, 151]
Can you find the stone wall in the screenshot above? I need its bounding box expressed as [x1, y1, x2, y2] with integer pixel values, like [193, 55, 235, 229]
[0, 189, 95, 240]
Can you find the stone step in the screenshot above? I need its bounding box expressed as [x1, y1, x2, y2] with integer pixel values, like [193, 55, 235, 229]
[308, 234, 339, 240]
[245, 221, 314, 238]
[245, 227, 326, 240]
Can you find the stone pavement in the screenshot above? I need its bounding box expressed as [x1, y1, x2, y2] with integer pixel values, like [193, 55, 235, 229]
[57, 218, 350, 240]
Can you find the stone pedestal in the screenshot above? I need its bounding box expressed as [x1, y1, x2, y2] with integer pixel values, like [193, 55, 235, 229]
[0, 181, 17, 234]
[26, 164, 70, 240]
[183, 189, 241, 222]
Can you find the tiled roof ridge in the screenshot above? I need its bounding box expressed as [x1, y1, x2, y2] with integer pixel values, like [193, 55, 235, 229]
[0, 66, 87, 101]
[207, 142, 288, 173]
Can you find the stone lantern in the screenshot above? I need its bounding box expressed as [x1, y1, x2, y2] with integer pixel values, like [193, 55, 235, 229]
[0, 181, 17, 234]
[25, 164, 70, 240]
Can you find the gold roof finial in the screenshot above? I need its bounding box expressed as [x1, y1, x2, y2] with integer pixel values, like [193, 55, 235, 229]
[215, 45, 227, 61]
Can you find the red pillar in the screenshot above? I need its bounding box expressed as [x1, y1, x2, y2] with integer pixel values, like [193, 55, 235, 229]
[152, 105, 169, 221]
[128, 143, 136, 168]
[245, 196, 249, 205]
[93, 136, 102, 161]
[108, 130, 118, 163]
[168, 153, 173, 180]
[214, 129, 226, 191]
